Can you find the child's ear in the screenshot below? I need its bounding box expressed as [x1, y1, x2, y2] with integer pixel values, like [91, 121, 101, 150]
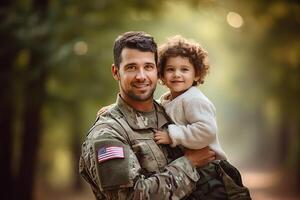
[194, 75, 201, 82]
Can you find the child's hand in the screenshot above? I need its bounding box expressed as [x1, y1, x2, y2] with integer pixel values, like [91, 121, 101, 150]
[154, 130, 172, 145]
[97, 105, 113, 116]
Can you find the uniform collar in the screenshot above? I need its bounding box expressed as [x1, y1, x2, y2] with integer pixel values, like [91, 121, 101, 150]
[116, 94, 169, 130]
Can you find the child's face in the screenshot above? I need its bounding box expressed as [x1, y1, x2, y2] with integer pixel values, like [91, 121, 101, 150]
[162, 56, 199, 98]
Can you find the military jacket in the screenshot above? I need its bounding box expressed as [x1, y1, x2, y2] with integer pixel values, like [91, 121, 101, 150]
[79, 95, 200, 200]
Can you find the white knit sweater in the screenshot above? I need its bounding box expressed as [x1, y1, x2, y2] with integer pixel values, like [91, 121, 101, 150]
[159, 86, 227, 160]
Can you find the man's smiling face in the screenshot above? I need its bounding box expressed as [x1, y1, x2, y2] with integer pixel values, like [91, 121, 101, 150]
[113, 48, 158, 104]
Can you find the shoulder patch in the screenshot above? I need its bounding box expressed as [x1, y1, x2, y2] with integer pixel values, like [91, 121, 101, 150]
[98, 146, 124, 163]
[94, 139, 131, 190]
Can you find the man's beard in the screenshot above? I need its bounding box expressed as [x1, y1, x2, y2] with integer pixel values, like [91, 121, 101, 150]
[126, 87, 155, 102]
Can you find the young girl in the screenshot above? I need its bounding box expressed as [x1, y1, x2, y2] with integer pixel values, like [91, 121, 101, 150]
[155, 36, 250, 199]
[154, 35, 226, 160]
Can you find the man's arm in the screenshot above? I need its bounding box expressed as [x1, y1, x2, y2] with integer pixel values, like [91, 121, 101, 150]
[81, 127, 215, 200]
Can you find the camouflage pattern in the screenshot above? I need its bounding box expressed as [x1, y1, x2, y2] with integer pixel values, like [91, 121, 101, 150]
[79, 95, 200, 200]
[187, 160, 251, 200]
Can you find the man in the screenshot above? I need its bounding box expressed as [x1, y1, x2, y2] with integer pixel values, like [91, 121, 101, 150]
[79, 31, 215, 199]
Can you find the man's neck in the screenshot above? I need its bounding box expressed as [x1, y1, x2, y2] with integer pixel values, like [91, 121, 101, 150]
[120, 95, 154, 112]
[133, 102, 154, 112]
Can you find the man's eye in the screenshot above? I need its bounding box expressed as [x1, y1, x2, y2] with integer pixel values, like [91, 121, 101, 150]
[126, 66, 136, 71]
[145, 65, 154, 70]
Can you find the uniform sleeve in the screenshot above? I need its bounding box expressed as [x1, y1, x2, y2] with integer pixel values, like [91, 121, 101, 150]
[86, 127, 199, 200]
[168, 97, 218, 149]
[132, 156, 199, 199]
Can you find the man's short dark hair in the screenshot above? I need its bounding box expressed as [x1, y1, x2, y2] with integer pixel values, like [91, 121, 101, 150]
[113, 31, 158, 68]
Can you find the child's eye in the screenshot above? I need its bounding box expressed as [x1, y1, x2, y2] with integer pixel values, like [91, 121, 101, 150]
[165, 68, 174, 72]
[182, 68, 189, 72]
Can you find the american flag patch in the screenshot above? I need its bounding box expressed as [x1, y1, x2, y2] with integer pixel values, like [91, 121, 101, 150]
[97, 146, 124, 163]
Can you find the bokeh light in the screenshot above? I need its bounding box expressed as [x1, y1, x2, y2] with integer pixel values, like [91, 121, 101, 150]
[73, 41, 88, 55]
[226, 11, 244, 28]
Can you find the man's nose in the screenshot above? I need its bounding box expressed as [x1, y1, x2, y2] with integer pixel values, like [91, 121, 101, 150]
[136, 68, 146, 80]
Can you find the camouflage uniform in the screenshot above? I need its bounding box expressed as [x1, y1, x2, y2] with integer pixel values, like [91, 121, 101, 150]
[79, 95, 200, 200]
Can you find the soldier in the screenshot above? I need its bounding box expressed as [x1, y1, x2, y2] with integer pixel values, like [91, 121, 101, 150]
[79, 31, 216, 199]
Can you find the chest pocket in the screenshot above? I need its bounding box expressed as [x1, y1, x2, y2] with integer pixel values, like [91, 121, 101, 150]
[111, 114, 169, 174]
[131, 130, 168, 173]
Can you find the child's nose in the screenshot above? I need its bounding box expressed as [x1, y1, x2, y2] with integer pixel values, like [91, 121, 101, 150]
[174, 70, 180, 77]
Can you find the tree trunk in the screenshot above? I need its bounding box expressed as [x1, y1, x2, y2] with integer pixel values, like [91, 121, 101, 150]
[277, 118, 291, 165]
[0, 12, 18, 198]
[0, 45, 15, 200]
[15, 67, 47, 200]
[14, 0, 49, 199]
[69, 101, 84, 191]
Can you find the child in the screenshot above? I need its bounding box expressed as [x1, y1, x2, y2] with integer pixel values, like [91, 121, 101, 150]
[155, 36, 251, 199]
[154, 35, 226, 160]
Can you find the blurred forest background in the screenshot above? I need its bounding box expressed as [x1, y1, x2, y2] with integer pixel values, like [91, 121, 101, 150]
[0, 0, 299, 200]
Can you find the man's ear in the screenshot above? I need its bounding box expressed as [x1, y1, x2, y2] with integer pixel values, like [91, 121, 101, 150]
[112, 64, 120, 81]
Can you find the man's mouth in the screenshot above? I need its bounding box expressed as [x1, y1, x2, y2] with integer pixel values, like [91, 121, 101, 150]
[132, 83, 150, 88]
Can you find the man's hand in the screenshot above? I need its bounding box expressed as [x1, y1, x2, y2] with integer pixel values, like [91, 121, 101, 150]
[154, 130, 172, 145]
[184, 147, 216, 167]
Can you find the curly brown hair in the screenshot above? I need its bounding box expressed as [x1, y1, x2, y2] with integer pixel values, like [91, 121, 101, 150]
[158, 35, 209, 85]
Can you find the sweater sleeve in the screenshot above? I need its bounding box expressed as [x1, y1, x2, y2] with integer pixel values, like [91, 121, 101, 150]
[168, 97, 217, 149]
